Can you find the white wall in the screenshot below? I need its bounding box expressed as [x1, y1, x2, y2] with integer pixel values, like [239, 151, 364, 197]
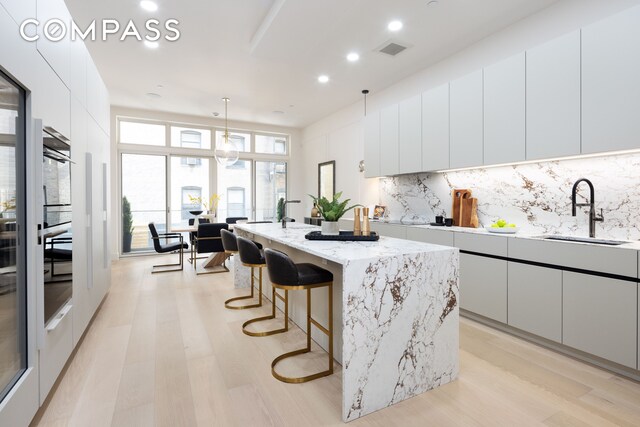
[296, 0, 640, 215]
[0, 0, 110, 425]
[109, 106, 303, 258]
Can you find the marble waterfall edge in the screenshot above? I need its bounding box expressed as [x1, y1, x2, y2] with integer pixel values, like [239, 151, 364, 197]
[342, 249, 459, 421]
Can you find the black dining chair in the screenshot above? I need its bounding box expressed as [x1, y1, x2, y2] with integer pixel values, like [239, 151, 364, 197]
[225, 217, 248, 224]
[187, 218, 209, 263]
[148, 222, 188, 273]
[192, 223, 229, 274]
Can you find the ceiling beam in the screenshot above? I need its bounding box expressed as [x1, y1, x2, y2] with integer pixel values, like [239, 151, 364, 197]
[249, 0, 287, 55]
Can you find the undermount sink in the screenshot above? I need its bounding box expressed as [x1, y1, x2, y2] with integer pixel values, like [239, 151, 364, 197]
[543, 235, 628, 246]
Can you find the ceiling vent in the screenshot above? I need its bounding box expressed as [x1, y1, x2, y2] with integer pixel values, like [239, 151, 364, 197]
[376, 40, 409, 57]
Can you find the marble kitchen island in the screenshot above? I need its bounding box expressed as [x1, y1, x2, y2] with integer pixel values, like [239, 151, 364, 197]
[233, 222, 459, 422]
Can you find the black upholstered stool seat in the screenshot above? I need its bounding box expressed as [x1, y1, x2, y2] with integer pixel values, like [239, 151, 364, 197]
[264, 248, 334, 384]
[224, 237, 267, 311]
[220, 229, 238, 253]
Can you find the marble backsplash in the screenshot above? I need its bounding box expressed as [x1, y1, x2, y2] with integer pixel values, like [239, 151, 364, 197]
[379, 152, 640, 241]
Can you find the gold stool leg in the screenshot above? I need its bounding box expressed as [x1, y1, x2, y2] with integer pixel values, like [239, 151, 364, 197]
[225, 266, 264, 310]
[271, 283, 334, 384]
[242, 286, 289, 337]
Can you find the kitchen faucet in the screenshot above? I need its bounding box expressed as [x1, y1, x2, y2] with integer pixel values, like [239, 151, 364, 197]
[281, 200, 301, 228]
[571, 178, 604, 238]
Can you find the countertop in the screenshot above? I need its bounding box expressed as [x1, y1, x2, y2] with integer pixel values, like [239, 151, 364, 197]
[233, 222, 457, 265]
[346, 218, 640, 251]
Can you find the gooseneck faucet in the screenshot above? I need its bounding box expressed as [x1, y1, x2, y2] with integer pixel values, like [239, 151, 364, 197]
[281, 200, 301, 228]
[571, 178, 604, 238]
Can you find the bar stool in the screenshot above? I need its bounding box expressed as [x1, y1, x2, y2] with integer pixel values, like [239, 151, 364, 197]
[224, 236, 265, 310]
[264, 248, 334, 384]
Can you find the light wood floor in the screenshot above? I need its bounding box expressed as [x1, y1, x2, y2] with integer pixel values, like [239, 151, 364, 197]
[31, 255, 640, 427]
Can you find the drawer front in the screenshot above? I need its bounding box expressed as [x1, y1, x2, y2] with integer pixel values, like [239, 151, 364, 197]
[563, 271, 637, 368]
[508, 262, 562, 342]
[369, 222, 407, 239]
[407, 228, 454, 246]
[509, 238, 637, 277]
[454, 232, 508, 257]
[460, 253, 507, 323]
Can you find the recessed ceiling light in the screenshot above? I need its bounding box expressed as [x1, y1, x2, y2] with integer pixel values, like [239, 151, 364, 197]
[318, 75, 330, 83]
[212, 112, 220, 117]
[273, 110, 285, 115]
[146, 92, 161, 98]
[346, 52, 360, 62]
[388, 20, 403, 31]
[427, 0, 439, 5]
[140, 1, 158, 12]
[144, 40, 159, 49]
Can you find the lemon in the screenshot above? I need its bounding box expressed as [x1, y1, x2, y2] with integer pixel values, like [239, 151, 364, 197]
[508, 223, 517, 228]
[496, 219, 507, 228]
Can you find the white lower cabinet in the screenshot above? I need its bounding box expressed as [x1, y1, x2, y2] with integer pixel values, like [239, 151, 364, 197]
[369, 222, 407, 239]
[459, 253, 507, 323]
[562, 271, 637, 369]
[508, 263, 562, 342]
[406, 227, 454, 246]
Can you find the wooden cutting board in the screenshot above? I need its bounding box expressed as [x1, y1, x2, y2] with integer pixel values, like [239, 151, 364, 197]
[460, 197, 478, 228]
[451, 189, 471, 226]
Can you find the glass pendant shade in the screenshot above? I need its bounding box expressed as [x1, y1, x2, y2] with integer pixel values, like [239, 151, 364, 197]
[214, 97, 239, 167]
[215, 132, 239, 167]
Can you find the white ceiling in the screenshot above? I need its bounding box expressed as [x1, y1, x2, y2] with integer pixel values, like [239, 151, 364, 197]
[64, 0, 559, 128]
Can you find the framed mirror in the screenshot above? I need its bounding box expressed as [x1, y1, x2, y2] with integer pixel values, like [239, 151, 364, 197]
[318, 161, 335, 200]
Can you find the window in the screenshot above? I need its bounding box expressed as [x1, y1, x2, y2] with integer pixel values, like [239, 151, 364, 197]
[120, 121, 166, 146]
[255, 161, 287, 221]
[255, 134, 288, 154]
[181, 186, 201, 220]
[217, 160, 252, 220]
[226, 187, 246, 217]
[171, 126, 211, 149]
[170, 156, 210, 229]
[215, 130, 250, 152]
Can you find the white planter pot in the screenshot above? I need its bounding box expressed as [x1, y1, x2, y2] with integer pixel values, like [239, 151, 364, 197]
[202, 213, 217, 223]
[321, 221, 340, 236]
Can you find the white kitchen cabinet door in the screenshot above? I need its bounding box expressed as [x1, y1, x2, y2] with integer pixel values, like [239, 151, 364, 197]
[399, 95, 422, 174]
[582, 6, 640, 154]
[422, 83, 450, 171]
[459, 253, 507, 323]
[450, 70, 483, 169]
[484, 53, 525, 165]
[36, 0, 71, 86]
[526, 31, 580, 160]
[563, 271, 637, 368]
[363, 111, 381, 178]
[508, 262, 562, 343]
[380, 104, 399, 176]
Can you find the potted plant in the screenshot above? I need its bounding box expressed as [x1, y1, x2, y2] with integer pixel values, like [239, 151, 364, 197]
[122, 196, 133, 253]
[309, 192, 360, 235]
[277, 197, 285, 222]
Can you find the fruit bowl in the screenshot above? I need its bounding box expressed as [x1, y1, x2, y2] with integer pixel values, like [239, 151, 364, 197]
[485, 226, 519, 234]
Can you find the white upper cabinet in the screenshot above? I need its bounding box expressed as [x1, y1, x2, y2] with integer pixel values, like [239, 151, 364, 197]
[422, 83, 450, 172]
[582, 6, 640, 154]
[0, 0, 35, 25]
[69, 38, 88, 108]
[450, 70, 483, 169]
[363, 111, 381, 178]
[526, 31, 581, 160]
[398, 95, 422, 174]
[36, 0, 71, 86]
[484, 53, 525, 165]
[380, 104, 399, 176]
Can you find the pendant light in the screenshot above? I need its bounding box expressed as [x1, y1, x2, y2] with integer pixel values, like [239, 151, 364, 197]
[215, 97, 239, 167]
[359, 89, 369, 173]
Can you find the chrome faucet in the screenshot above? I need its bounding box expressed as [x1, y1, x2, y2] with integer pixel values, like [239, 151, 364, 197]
[571, 178, 604, 238]
[281, 200, 301, 228]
